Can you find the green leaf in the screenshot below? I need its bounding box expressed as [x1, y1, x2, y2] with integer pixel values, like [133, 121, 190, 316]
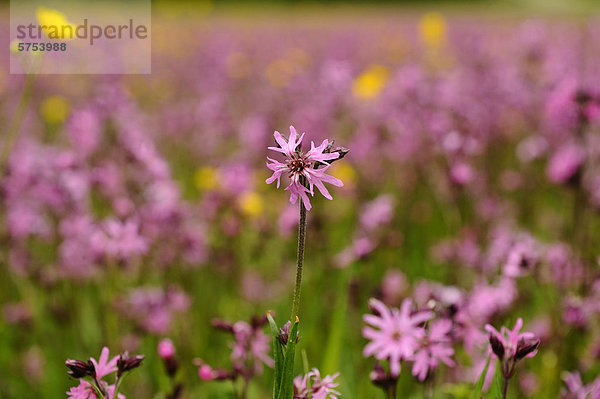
[471, 355, 491, 399]
[490, 360, 503, 399]
[267, 312, 284, 399]
[278, 318, 299, 399]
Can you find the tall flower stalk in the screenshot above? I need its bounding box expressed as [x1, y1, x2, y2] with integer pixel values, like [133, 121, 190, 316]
[265, 125, 346, 399]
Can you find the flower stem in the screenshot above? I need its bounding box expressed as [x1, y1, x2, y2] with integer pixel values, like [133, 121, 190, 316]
[502, 377, 509, 399]
[290, 200, 307, 324]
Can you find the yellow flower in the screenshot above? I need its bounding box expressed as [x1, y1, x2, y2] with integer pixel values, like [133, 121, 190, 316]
[194, 167, 219, 191]
[40, 96, 70, 124]
[330, 162, 356, 188]
[36, 6, 77, 40]
[238, 192, 263, 218]
[352, 65, 389, 100]
[419, 12, 447, 49]
[227, 52, 251, 79]
[266, 59, 295, 87]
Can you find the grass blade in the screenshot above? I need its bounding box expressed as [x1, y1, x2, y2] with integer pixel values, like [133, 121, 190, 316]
[471, 355, 491, 399]
[267, 312, 284, 399]
[278, 317, 299, 399]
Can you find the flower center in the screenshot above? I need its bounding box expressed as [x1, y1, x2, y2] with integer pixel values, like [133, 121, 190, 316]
[287, 157, 310, 175]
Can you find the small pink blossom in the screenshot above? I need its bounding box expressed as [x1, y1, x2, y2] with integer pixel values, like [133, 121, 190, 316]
[158, 338, 176, 359]
[411, 319, 456, 381]
[266, 126, 343, 211]
[90, 347, 119, 379]
[294, 368, 340, 399]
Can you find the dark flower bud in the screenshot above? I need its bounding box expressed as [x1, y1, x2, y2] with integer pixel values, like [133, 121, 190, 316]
[66, 359, 95, 379]
[164, 356, 179, 377]
[369, 362, 397, 389]
[211, 318, 234, 332]
[278, 321, 299, 345]
[514, 338, 540, 361]
[117, 352, 144, 377]
[489, 334, 505, 360]
[323, 140, 349, 164]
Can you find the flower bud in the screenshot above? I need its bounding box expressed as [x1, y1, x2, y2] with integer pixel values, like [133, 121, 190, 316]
[278, 320, 299, 345]
[489, 334, 505, 360]
[211, 318, 234, 332]
[514, 338, 540, 361]
[117, 352, 144, 377]
[369, 362, 397, 389]
[158, 338, 176, 359]
[65, 359, 95, 379]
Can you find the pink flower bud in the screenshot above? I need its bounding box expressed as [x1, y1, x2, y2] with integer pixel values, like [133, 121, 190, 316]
[158, 338, 175, 359]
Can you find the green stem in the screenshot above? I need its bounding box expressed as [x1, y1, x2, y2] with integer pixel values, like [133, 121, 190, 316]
[290, 201, 307, 323]
[113, 374, 124, 399]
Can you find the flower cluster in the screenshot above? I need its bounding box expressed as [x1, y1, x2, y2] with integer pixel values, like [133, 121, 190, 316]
[66, 347, 143, 399]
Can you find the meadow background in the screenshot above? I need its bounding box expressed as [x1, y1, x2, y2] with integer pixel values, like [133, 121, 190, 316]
[2, 0, 600, 398]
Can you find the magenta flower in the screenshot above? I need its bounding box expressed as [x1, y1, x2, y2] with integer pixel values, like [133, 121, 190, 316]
[66, 381, 125, 399]
[562, 371, 600, 399]
[231, 321, 274, 374]
[411, 319, 456, 381]
[486, 318, 540, 380]
[158, 338, 176, 359]
[547, 144, 586, 184]
[90, 347, 119, 379]
[266, 125, 343, 211]
[363, 298, 433, 377]
[293, 368, 340, 399]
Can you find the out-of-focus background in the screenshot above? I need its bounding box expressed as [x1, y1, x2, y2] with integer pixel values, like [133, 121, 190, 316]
[2, 0, 600, 398]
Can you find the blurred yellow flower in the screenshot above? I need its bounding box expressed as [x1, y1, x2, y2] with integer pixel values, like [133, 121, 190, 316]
[195, 167, 219, 191]
[266, 59, 295, 87]
[330, 162, 356, 188]
[419, 12, 447, 49]
[352, 65, 389, 100]
[238, 192, 264, 218]
[227, 52, 251, 79]
[40, 96, 70, 124]
[37, 7, 77, 40]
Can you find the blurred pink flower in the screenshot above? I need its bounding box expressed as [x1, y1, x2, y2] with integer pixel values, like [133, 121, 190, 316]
[266, 125, 343, 210]
[231, 321, 273, 374]
[547, 144, 585, 184]
[485, 318, 539, 361]
[363, 298, 433, 377]
[158, 338, 176, 359]
[294, 368, 340, 399]
[411, 319, 456, 381]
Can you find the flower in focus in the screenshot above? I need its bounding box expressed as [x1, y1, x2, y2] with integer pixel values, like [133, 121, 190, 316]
[363, 298, 433, 377]
[352, 65, 389, 100]
[411, 318, 455, 381]
[294, 368, 340, 399]
[266, 126, 344, 211]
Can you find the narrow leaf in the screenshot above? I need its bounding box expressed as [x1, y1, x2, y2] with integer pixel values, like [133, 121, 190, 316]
[278, 318, 299, 399]
[267, 312, 284, 399]
[490, 360, 503, 399]
[471, 355, 491, 399]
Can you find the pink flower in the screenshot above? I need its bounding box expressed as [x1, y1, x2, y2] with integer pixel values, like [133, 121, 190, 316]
[562, 371, 600, 399]
[547, 144, 585, 184]
[66, 380, 125, 399]
[294, 368, 340, 399]
[485, 318, 539, 361]
[266, 126, 343, 211]
[411, 319, 456, 381]
[363, 298, 433, 377]
[231, 321, 273, 374]
[158, 338, 176, 359]
[90, 347, 119, 379]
